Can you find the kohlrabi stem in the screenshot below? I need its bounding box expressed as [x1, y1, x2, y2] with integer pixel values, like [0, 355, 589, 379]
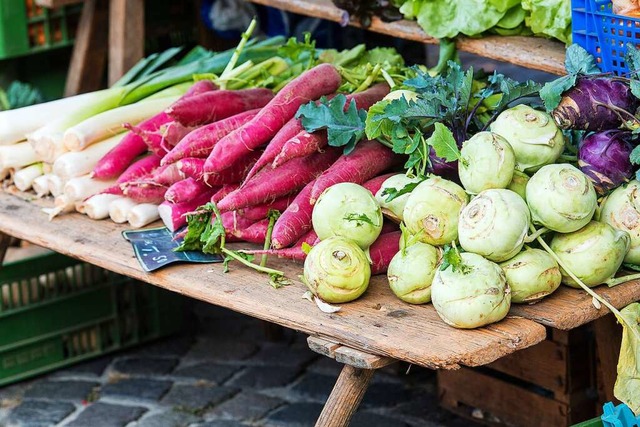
[532, 224, 628, 323]
[261, 213, 278, 267]
[559, 154, 578, 162]
[218, 17, 257, 89]
[606, 272, 640, 287]
[221, 247, 285, 276]
[354, 63, 382, 93]
[381, 69, 396, 89]
[525, 227, 550, 243]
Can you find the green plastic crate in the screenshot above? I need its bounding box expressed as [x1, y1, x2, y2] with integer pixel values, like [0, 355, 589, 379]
[0, 0, 81, 60]
[0, 252, 184, 386]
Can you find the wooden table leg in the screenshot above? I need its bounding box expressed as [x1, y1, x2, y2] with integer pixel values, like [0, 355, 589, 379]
[0, 232, 12, 266]
[593, 314, 622, 404]
[306, 336, 397, 427]
[108, 0, 145, 85]
[315, 364, 375, 427]
[64, 0, 109, 96]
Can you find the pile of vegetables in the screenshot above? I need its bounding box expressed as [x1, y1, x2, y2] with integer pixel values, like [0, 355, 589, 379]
[332, 0, 572, 44]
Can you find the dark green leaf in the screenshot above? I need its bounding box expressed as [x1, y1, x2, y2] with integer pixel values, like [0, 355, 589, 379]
[540, 74, 577, 111]
[381, 181, 421, 203]
[623, 263, 640, 272]
[626, 44, 640, 76]
[565, 44, 601, 75]
[296, 95, 367, 152]
[175, 203, 214, 252]
[631, 80, 640, 99]
[4, 81, 43, 109]
[495, 78, 542, 112]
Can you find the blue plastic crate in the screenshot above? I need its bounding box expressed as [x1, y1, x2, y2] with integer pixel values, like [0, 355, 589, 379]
[601, 402, 640, 427]
[572, 0, 640, 75]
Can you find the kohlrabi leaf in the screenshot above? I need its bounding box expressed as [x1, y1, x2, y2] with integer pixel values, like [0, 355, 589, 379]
[630, 145, 640, 165]
[626, 44, 640, 76]
[429, 123, 460, 162]
[613, 302, 640, 414]
[343, 213, 377, 226]
[440, 244, 471, 274]
[564, 44, 601, 75]
[382, 180, 421, 203]
[296, 94, 367, 154]
[540, 74, 577, 111]
[631, 80, 640, 100]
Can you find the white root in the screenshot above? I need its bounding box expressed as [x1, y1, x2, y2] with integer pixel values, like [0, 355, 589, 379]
[127, 203, 160, 228]
[0, 142, 40, 170]
[63, 96, 178, 152]
[85, 194, 122, 220]
[53, 133, 124, 180]
[109, 197, 137, 223]
[13, 163, 45, 191]
[63, 174, 116, 202]
[43, 194, 76, 220]
[47, 174, 65, 197]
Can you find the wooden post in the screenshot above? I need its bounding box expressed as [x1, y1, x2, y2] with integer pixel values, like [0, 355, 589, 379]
[108, 0, 144, 86]
[315, 364, 375, 427]
[593, 314, 622, 404]
[64, 0, 109, 96]
[0, 232, 12, 266]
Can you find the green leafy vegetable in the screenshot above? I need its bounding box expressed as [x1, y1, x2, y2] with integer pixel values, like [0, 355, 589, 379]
[440, 244, 471, 274]
[540, 75, 576, 111]
[381, 180, 421, 203]
[0, 81, 44, 110]
[429, 123, 461, 163]
[296, 94, 367, 154]
[521, 0, 572, 44]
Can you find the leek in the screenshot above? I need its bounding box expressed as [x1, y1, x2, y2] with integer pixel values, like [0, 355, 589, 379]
[0, 141, 40, 170]
[14, 163, 45, 191]
[54, 133, 124, 179]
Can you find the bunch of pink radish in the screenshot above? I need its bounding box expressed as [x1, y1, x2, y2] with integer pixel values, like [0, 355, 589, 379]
[79, 63, 404, 274]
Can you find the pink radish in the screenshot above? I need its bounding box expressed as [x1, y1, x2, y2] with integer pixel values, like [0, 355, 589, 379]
[362, 173, 396, 195]
[310, 141, 401, 204]
[162, 109, 260, 165]
[211, 184, 239, 203]
[232, 218, 270, 244]
[273, 83, 390, 168]
[165, 178, 217, 204]
[249, 230, 318, 261]
[236, 194, 294, 221]
[217, 148, 340, 212]
[270, 179, 316, 249]
[122, 182, 168, 204]
[221, 211, 255, 234]
[91, 81, 217, 180]
[159, 191, 214, 232]
[204, 150, 261, 187]
[241, 117, 304, 184]
[166, 88, 274, 127]
[176, 157, 206, 180]
[369, 231, 401, 275]
[205, 63, 342, 175]
[144, 163, 183, 186]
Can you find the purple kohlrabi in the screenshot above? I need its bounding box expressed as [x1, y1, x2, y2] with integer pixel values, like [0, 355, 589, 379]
[553, 77, 638, 132]
[428, 146, 458, 181]
[578, 130, 634, 194]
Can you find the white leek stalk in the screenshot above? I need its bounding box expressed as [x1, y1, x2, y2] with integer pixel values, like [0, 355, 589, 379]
[53, 133, 124, 179]
[14, 163, 45, 191]
[0, 142, 40, 170]
[109, 198, 137, 223]
[63, 96, 178, 152]
[31, 134, 68, 164]
[32, 174, 51, 197]
[47, 174, 65, 197]
[85, 194, 122, 220]
[0, 90, 109, 145]
[43, 194, 76, 220]
[128, 203, 159, 228]
[64, 175, 116, 202]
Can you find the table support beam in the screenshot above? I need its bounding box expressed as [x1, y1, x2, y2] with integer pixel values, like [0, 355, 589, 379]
[315, 365, 374, 427]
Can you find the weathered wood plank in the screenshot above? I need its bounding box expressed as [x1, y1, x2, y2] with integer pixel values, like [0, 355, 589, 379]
[108, 0, 144, 86]
[246, 0, 566, 75]
[593, 314, 622, 404]
[0, 192, 545, 369]
[334, 346, 395, 369]
[315, 365, 374, 427]
[64, 0, 108, 96]
[308, 336, 342, 359]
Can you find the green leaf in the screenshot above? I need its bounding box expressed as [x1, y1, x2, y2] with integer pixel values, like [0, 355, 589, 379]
[343, 213, 377, 227]
[540, 74, 577, 111]
[564, 44, 601, 75]
[278, 33, 316, 63]
[296, 95, 367, 152]
[223, 250, 254, 273]
[613, 302, 640, 413]
[626, 44, 640, 76]
[175, 204, 214, 252]
[429, 123, 460, 162]
[4, 81, 44, 109]
[381, 180, 421, 203]
[440, 244, 471, 274]
[631, 80, 640, 100]
[365, 100, 394, 140]
[301, 242, 313, 255]
[630, 145, 640, 165]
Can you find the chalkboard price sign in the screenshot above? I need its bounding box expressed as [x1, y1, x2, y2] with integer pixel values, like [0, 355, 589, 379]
[122, 227, 223, 272]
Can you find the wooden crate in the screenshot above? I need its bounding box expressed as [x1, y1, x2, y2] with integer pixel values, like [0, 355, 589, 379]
[438, 327, 598, 426]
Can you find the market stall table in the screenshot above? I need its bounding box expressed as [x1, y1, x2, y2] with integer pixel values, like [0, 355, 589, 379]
[1, 190, 639, 425]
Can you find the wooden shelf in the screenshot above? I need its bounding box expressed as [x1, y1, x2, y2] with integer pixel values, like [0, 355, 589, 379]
[0, 191, 546, 370]
[247, 0, 566, 76]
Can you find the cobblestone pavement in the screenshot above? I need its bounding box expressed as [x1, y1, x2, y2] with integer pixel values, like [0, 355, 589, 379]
[0, 300, 482, 427]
